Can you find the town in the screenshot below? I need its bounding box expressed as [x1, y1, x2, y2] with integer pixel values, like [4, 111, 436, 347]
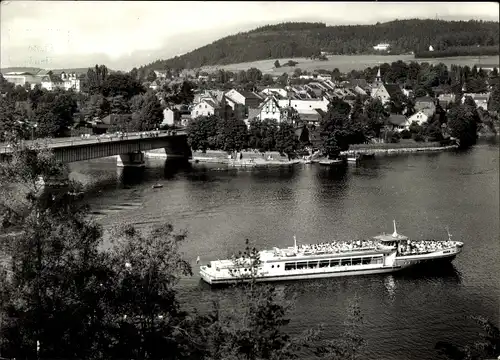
[1, 3, 500, 359]
[1, 60, 499, 163]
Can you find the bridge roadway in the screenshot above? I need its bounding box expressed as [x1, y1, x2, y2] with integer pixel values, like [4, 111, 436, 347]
[0, 130, 191, 166]
[0, 130, 186, 153]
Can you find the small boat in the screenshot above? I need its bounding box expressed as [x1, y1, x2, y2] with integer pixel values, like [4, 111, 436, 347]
[152, 184, 163, 189]
[347, 153, 361, 163]
[319, 159, 343, 166]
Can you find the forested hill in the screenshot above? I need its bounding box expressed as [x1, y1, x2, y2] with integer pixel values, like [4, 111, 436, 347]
[141, 19, 499, 71]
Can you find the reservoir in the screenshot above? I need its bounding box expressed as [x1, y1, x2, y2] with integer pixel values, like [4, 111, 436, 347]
[69, 139, 499, 360]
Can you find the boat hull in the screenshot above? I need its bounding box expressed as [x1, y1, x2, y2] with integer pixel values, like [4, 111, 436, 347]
[395, 246, 462, 268]
[200, 263, 410, 285]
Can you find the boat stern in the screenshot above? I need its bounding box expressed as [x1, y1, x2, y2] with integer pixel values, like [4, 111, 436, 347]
[199, 265, 214, 285]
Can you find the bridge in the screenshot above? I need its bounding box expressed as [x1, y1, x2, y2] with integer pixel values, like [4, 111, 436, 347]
[0, 131, 192, 167]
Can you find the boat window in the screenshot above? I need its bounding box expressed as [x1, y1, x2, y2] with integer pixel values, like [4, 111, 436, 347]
[296, 262, 308, 270]
[277, 265, 280, 268]
[330, 259, 340, 267]
[341, 259, 351, 266]
[362, 257, 371, 265]
[271, 265, 274, 268]
[352, 258, 362, 265]
[319, 260, 329, 268]
[308, 261, 318, 269]
[285, 263, 296, 271]
[371, 257, 383, 264]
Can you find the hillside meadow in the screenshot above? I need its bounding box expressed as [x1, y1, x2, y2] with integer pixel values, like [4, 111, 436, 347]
[199, 55, 500, 74]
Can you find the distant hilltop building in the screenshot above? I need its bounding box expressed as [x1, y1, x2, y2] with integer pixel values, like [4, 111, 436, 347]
[373, 43, 390, 51]
[429, 45, 435, 52]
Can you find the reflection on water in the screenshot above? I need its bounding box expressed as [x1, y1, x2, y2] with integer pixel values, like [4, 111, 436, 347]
[67, 143, 499, 360]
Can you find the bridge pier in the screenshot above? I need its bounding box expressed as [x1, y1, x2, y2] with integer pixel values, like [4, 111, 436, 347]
[117, 151, 145, 167]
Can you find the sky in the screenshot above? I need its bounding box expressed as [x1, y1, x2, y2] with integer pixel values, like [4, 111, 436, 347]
[1, 1, 499, 71]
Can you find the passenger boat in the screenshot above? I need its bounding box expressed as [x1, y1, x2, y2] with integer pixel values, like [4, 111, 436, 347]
[347, 153, 361, 163]
[199, 221, 464, 285]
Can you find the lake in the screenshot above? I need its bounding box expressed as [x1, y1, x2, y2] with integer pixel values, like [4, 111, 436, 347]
[200, 55, 500, 74]
[69, 139, 499, 360]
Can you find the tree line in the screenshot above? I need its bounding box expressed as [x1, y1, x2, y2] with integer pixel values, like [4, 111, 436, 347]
[138, 19, 499, 70]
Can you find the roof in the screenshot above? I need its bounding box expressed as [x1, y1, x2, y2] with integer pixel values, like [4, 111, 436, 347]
[415, 96, 435, 103]
[387, 114, 408, 126]
[239, 90, 262, 100]
[203, 99, 219, 109]
[383, 84, 403, 98]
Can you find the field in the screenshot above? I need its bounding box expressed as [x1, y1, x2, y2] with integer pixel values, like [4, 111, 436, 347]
[200, 55, 500, 75]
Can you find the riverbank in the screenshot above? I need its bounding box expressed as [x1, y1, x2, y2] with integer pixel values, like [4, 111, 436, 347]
[343, 142, 458, 155]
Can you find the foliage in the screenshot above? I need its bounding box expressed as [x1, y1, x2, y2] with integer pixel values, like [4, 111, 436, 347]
[139, 20, 499, 70]
[488, 83, 500, 113]
[275, 122, 299, 159]
[135, 92, 164, 131]
[415, 45, 499, 59]
[186, 115, 219, 152]
[86, 64, 109, 94]
[435, 315, 500, 360]
[215, 116, 249, 152]
[101, 73, 145, 100]
[364, 98, 388, 139]
[274, 60, 281, 68]
[248, 119, 277, 152]
[320, 104, 352, 159]
[447, 101, 480, 148]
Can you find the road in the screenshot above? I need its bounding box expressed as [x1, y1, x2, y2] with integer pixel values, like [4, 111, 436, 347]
[0, 130, 186, 154]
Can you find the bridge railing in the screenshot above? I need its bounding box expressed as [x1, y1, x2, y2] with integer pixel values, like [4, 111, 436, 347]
[0, 130, 186, 153]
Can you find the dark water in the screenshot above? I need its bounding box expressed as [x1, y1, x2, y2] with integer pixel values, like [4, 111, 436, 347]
[69, 139, 499, 360]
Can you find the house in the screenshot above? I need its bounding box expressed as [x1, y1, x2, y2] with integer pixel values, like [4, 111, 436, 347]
[278, 98, 330, 112]
[296, 108, 323, 125]
[373, 43, 390, 51]
[476, 64, 499, 74]
[41, 74, 64, 91]
[162, 108, 180, 126]
[258, 96, 283, 123]
[261, 86, 288, 98]
[149, 79, 161, 91]
[461, 93, 490, 111]
[60, 72, 82, 92]
[2, 72, 42, 88]
[190, 99, 220, 119]
[225, 89, 263, 109]
[247, 107, 261, 122]
[387, 114, 409, 132]
[93, 114, 132, 134]
[154, 70, 171, 79]
[371, 83, 403, 105]
[414, 96, 436, 117]
[407, 111, 429, 126]
[438, 93, 456, 108]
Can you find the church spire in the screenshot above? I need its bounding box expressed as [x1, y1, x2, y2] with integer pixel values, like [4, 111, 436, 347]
[376, 67, 382, 84]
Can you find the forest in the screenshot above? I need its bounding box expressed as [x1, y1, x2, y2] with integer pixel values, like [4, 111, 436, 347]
[139, 19, 499, 71]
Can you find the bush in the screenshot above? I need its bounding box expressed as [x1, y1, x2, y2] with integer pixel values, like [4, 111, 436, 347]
[390, 131, 401, 143]
[412, 133, 425, 142]
[400, 129, 412, 139]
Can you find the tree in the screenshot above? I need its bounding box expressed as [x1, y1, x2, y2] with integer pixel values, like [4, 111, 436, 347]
[86, 64, 109, 94]
[246, 68, 263, 83]
[275, 122, 299, 159]
[101, 73, 145, 100]
[320, 106, 352, 159]
[109, 95, 130, 115]
[435, 315, 500, 360]
[447, 102, 479, 148]
[274, 60, 281, 68]
[466, 77, 488, 93]
[105, 223, 192, 359]
[186, 115, 219, 152]
[136, 92, 163, 130]
[364, 98, 388, 139]
[488, 83, 500, 113]
[215, 116, 248, 152]
[146, 69, 157, 82]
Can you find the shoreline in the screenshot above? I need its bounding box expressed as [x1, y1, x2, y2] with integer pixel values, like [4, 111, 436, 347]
[144, 144, 459, 165]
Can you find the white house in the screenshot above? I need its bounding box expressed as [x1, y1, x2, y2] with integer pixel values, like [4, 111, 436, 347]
[429, 45, 435, 52]
[60, 72, 81, 92]
[225, 89, 263, 108]
[41, 75, 64, 91]
[2, 72, 41, 88]
[407, 111, 429, 126]
[162, 108, 176, 126]
[277, 97, 330, 112]
[461, 93, 490, 111]
[373, 43, 390, 51]
[190, 99, 219, 119]
[258, 96, 283, 123]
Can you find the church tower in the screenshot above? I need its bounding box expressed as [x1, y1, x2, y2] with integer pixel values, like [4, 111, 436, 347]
[374, 67, 383, 86]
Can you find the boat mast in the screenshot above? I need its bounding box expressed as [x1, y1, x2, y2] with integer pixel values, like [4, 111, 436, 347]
[392, 220, 398, 237]
[294, 235, 298, 253]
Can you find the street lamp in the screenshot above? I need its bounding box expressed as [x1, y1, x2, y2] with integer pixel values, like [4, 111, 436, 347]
[31, 123, 38, 141]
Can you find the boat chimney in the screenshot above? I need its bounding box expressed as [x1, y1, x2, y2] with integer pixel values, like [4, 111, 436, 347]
[392, 220, 398, 237]
[294, 235, 298, 252]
